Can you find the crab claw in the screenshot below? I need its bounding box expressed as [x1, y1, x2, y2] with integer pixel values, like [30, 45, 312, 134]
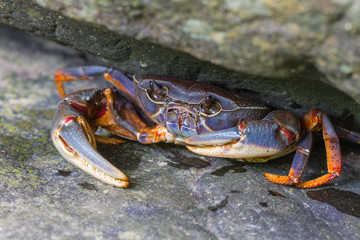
[185, 116, 298, 160]
[51, 103, 129, 188]
[188, 127, 242, 146]
[185, 127, 253, 159]
[185, 126, 249, 159]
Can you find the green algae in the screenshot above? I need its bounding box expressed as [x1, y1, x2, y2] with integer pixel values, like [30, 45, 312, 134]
[26, 8, 42, 19]
[0, 105, 55, 190]
[0, 134, 48, 189]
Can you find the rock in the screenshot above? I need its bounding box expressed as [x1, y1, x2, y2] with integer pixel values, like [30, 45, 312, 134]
[31, 0, 360, 104]
[0, 0, 360, 124]
[0, 24, 360, 240]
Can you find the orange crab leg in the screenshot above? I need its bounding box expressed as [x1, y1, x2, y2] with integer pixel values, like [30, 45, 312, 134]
[92, 88, 139, 141]
[55, 66, 135, 102]
[296, 109, 342, 188]
[93, 88, 173, 144]
[264, 132, 312, 185]
[265, 109, 342, 188]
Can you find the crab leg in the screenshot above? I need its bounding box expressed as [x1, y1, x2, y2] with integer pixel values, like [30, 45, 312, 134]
[264, 109, 344, 188]
[295, 109, 342, 188]
[55, 66, 135, 101]
[335, 126, 360, 144]
[264, 132, 312, 185]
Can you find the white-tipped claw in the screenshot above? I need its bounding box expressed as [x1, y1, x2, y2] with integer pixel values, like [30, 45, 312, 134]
[51, 103, 129, 188]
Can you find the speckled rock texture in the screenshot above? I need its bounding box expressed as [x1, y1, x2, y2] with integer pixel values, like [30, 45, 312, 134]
[0, 24, 360, 240]
[13, 0, 360, 104]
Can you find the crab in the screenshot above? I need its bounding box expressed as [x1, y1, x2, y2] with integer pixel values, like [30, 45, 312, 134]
[51, 66, 360, 188]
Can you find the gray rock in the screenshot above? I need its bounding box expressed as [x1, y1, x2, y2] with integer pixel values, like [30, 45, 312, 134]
[0, 24, 360, 240]
[30, 0, 360, 104]
[0, 0, 360, 123]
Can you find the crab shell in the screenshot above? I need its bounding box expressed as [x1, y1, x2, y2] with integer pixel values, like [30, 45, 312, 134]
[133, 75, 270, 142]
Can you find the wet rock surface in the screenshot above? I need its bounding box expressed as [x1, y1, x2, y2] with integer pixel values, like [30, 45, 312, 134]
[0, 24, 360, 240]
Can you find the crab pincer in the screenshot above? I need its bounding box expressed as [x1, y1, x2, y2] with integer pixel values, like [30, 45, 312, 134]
[51, 91, 130, 188]
[185, 111, 300, 160]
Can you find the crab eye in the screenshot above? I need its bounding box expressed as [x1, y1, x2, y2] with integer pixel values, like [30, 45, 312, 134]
[203, 95, 213, 108]
[146, 80, 167, 103]
[200, 95, 222, 116]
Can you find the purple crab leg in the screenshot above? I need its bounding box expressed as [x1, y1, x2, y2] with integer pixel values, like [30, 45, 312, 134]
[335, 126, 360, 144]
